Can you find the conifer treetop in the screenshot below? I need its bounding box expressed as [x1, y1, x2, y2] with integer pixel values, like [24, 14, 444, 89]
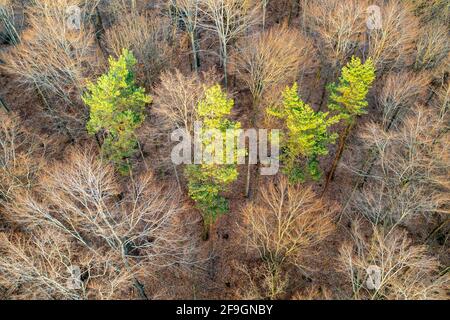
[328, 56, 376, 120]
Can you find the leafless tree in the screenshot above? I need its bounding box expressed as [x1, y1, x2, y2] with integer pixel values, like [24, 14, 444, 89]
[238, 176, 335, 299]
[305, 0, 367, 108]
[292, 285, 333, 300]
[351, 106, 449, 229]
[409, 0, 450, 25]
[153, 68, 219, 134]
[104, 11, 174, 86]
[377, 71, 430, 129]
[0, 229, 133, 299]
[0, 0, 101, 139]
[0, 0, 100, 103]
[241, 176, 335, 270]
[6, 147, 200, 297]
[434, 82, 450, 119]
[235, 24, 316, 109]
[338, 222, 448, 300]
[0, 0, 21, 45]
[234, 24, 317, 197]
[306, 0, 366, 67]
[0, 114, 43, 205]
[169, 0, 201, 72]
[414, 21, 450, 72]
[145, 69, 219, 175]
[366, 1, 418, 73]
[9, 147, 198, 266]
[198, 0, 261, 87]
[233, 261, 289, 300]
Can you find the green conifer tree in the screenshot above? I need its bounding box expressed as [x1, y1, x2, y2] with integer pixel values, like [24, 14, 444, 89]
[185, 84, 242, 239]
[324, 56, 376, 191]
[268, 83, 339, 182]
[82, 49, 152, 174]
[328, 56, 376, 122]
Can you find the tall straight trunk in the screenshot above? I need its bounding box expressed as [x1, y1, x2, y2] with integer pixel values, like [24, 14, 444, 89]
[262, 4, 267, 31]
[323, 121, 354, 194]
[190, 31, 200, 73]
[245, 97, 260, 198]
[222, 43, 228, 88]
[318, 66, 331, 112]
[121, 245, 148, 300]
[202, 219, 210, 241]
[245, 152, 253, 197]
[94, 7, 108, 60]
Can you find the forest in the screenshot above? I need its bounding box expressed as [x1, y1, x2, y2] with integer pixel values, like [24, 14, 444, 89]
[0, 0, 448, 300]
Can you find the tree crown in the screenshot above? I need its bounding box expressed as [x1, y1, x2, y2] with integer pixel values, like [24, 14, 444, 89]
[269, 83, 339, 182]
[82, 49, 152, 173]
[328, 56, 376, 120]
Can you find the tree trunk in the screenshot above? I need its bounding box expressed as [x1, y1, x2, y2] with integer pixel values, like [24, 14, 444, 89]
[262, 4, 267, 31]
[318, 65, 331, 112]
[190, 31, 200, 73]
[245, 97, 260, 198]
[94, 6, 108, 60]
[318, 61, 340, 112]
[245, 156, 252, 198]
[122, 245, 148, 300]
[222, 44, 228, 89]
[322, 121, 354, 195]
[202, 220, 210, 241]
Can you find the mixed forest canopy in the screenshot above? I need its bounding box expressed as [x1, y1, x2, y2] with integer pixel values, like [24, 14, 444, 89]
[0, 0, 448, 300]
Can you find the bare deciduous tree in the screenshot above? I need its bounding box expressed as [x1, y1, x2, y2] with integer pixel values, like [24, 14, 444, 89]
[0, 0, 101, 139]
[306, 0, 366, 67]
[199, 0, 261, 87]
[238, 176, 335, 299]
[234, 25, 317, 197]
[0, 114, 43, 205]
[409, 0, 450, 25]
[351, 106, 449, 228]
[104, 12, 174, 85]
[153, 68, 219, 134]
[292, 285, 333, 300]
[339, 222, 448, 300]
[0, 229, 133, 299]
[0, 0, 21, 45]
[233, 261, 289, 299]
[377, 71, 430, 129]
[241, 176, 335, 269]
[6, 147, 200, 298]
[235, 24, 316, 109]
[366, 1, 418, 73]
[305, 0, 367, 108]
[1, 0, 100, 103]
[169, 0, 201, 72]
[414, 21, 450, 72]
[9, 147, 198, 267]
